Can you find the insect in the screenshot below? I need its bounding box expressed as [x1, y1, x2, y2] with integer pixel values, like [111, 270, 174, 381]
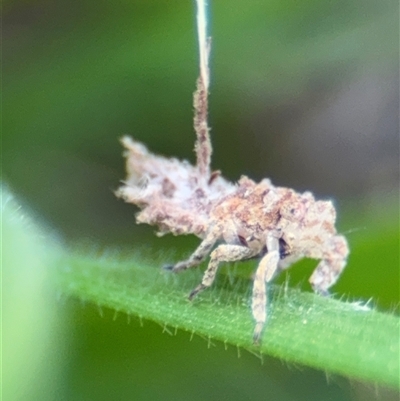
[116, 1, 349, 344]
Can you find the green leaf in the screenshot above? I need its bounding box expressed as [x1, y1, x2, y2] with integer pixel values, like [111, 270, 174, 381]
[55, 245, 399, 389]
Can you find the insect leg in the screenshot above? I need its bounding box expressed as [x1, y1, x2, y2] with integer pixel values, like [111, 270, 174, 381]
[189, 245, 257, 300]
[309, 235, 349, 296]
[164, 231, 219, 273]
[252, 235, 280, 344]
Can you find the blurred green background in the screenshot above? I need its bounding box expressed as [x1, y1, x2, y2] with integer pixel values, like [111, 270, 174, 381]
[3, 0, 399, 400]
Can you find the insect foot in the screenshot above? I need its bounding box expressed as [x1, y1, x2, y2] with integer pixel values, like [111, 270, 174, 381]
[188, 284, 207, 300]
